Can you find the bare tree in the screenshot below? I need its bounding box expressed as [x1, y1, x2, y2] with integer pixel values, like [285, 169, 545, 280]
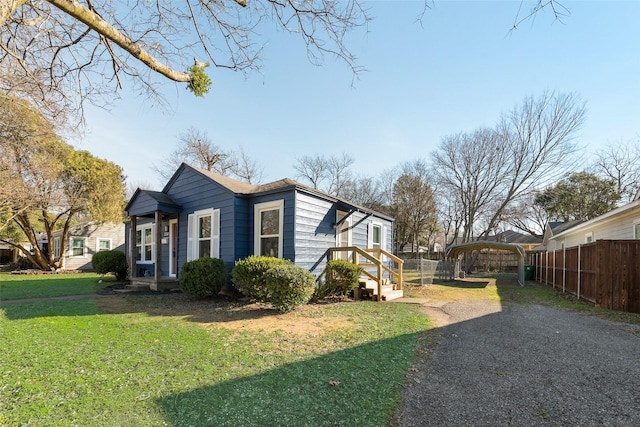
[0, 0, 369, 120]
[233, 146, 265, 185]
[592, 137, 640, 204]
[293, 153, 354, 197]
[433, 92, 586, 254]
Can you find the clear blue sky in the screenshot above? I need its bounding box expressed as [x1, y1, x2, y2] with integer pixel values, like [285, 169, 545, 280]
[73, 1, 640, 190]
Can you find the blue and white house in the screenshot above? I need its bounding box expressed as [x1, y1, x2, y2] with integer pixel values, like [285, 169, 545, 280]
[125, 163, 398, 295]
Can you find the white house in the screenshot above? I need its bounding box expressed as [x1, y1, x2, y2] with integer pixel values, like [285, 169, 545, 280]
[51, 222, 125, 271]
[545, 197, 640, 251]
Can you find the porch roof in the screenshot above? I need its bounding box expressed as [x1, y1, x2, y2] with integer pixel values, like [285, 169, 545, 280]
[125, 189, 182, 217]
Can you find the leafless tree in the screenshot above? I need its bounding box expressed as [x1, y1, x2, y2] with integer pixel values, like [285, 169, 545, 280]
[233, 146, 264, 185]
[0, 0, 369, 121]
[294, 152, 354, 197]
[591, 137, 640, 204]
[153, 127, 262, 183]
[432, 92, 586, 255]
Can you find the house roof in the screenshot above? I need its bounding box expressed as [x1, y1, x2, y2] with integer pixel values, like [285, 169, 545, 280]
[487, 230, 542, 245]
[182, 164, 393, 221]
[125, 189, 182, 217]
[548, 220, 585, 235]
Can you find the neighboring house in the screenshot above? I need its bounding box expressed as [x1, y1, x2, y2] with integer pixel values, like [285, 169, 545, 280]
[487, 230, 543, 252]
[124, 163, 395, 289]
[51, 222, 126, 271]
[544, 197, 640, 251]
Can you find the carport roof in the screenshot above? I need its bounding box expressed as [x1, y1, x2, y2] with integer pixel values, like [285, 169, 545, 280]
[445, 241, 526, 259]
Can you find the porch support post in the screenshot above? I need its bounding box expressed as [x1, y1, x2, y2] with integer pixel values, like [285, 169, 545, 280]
[129, 215, 137, 279]
[154, 210, 163, 281]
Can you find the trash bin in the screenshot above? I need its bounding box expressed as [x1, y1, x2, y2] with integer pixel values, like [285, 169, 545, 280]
[524, 265, 535, 280]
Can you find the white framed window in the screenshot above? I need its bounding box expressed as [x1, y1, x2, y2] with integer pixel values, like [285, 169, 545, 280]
[70, 237, 86, 258]
[187, 208, 220, 261]
[368, 222, 383, 249]
[585, 232, 594, 244]
[97, 238, 112, 252]
[254, 200, 284, 258]
[136, 225, 155, 263]
[634, 220, 640, 239]
[53, 237, 61, 259]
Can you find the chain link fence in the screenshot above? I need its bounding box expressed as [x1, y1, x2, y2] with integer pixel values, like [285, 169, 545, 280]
[402, 259, 455, 286]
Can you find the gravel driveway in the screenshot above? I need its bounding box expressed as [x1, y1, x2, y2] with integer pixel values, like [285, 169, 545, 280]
[397, 299, 640, 426]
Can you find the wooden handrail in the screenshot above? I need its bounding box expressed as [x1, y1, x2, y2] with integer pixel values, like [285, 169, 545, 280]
[329, 246, 404, 301]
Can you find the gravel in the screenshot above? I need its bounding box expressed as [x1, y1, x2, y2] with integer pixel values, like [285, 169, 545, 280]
[397, 301, 640, 426]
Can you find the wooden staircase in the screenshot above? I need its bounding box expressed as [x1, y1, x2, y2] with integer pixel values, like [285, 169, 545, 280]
[358, 278, 404, 301]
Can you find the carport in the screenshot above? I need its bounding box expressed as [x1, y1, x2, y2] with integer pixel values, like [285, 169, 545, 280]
[445, 241, 526, 286]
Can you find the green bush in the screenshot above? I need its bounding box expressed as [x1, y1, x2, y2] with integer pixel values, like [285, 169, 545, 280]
[180, 257, 227, 297]
[315, 259, 363, 299]
[265, 264, 316, 312]
[231, 256, 291, 302]
[92, 250, 128, 280]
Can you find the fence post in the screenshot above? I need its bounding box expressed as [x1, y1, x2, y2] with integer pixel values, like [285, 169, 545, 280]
[562, 245, 566, 293]
[577, 244, 581, 300]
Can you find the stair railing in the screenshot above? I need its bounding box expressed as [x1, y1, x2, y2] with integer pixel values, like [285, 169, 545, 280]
[329, 246, 404, 301]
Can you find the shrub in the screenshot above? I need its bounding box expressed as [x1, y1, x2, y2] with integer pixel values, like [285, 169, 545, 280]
[92, 250, 128, 280]
[180, 257, 227, 297]
[265, 264, 316, 312]
[231, 256, 291, 302]
[315, 259, 363, 299]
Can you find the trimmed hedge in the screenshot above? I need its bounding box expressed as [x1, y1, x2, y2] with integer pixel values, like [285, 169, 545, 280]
[231, 256, 291, 302]
[180, 257, 227, 297]
[264, 264, 316, 312]
[92, 250, 128, 280]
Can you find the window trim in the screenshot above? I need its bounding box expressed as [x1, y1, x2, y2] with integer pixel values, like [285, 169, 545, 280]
[136, 225, 155, 264]
[368, 222, 383, 249]
[633, 219, 640, 239]
[70, 237, 86, 258]
[584, 231, 594, 244]
[53, 236, 61, 260]
[187, 208, 220, 261]
[254, 200, 284, 258]
[96, 238, 112, 252]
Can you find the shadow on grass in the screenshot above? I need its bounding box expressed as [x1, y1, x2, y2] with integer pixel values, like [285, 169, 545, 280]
[0, 298, 101, 319]
[155, 332, 420, 427]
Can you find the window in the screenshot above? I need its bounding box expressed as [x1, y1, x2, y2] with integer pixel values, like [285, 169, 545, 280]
[71, 238, 85, 257]
[53, 237, 61, 259]
[368, 222, 383, 249]
[372, 224, 382, 248]
[585, 232, 594, 244]
[634, 221, 640, 239]
[136, 225, 154, 263]
[187, 208, 220, 261]
[97, 238, 111, 252]
[254, 200, 283, 258]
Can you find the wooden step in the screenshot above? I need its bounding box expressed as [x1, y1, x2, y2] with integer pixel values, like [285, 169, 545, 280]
[358, 279, 403, 301]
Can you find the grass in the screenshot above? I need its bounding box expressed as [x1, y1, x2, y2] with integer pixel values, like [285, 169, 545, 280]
[0, 274, 431, 426]
[0, 272, 113, 301]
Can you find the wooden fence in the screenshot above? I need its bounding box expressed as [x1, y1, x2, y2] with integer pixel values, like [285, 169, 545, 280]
[533, 240, 640, 314]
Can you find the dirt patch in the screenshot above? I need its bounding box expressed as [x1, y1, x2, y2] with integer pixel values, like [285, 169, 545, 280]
[96, 294, 355, 337]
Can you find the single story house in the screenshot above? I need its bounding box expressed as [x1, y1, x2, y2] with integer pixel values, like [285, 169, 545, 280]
[50, 222, 126, 270]
[544, 197, 640, 251]
[124, 163, 395, 290]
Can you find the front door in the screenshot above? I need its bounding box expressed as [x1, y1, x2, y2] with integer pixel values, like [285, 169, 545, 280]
[169, 220, 178, 277]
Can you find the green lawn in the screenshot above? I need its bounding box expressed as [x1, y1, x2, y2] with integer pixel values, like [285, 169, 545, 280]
[0, 273, 431, 426]
[0, 272, 113, 300]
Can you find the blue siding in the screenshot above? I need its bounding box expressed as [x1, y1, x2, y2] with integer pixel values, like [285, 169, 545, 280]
[294, 192, 336, 275]
[249, 191, 296, 261]
[165, 167, 237, 274]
